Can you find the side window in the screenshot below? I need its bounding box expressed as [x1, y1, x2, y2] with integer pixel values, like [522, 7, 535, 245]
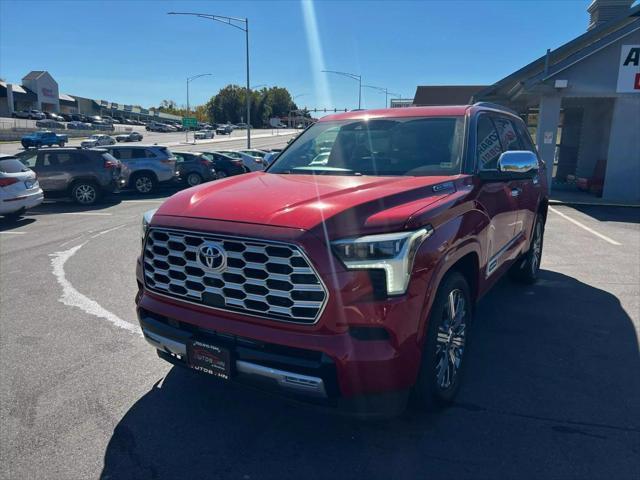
[476, 115, 502, 171]
[514, 120, 537, 154]
[40, 152, 58, 167]
[56, 153, 85, 166]
[132, 149, 149, 159]
[116, 148, 134, 160]
[493, 116, 523, 152]
[174, 153, 184, 163]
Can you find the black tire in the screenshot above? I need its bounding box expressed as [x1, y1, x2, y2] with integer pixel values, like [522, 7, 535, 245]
[216, 170, 229, 179]
[186, 172, 203, 187]
[510, 213, 544, 284]
[131, 172, 156, 194]
[35, 142, 42, 149]
[71, 181, 101, 205]
[58, 141, 65, 147]
[414, 271, 472, 410]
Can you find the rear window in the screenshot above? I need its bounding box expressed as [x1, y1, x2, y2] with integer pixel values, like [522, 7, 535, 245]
[0, 158, 29, 173]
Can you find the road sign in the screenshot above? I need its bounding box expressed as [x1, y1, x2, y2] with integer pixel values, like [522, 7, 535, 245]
[182, 117, 198, 128]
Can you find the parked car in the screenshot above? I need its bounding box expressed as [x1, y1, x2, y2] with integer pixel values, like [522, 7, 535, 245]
[81, 134, 116, 148]
[12, 109, 45, 120]
[146, 122, 172, 132]
[239, 149, 267, 159]
[92, 122, 114, 131]
[35, 119, 65, 129]
[60, 113, 74, 122]
[217, 150, 265, 171]
[194, 130, 214, 140]
[99, 145, 177, 194]
[215, 124, 233, 135]
[0, 155, 44, 219]
[19, 147, 124, 205]
[44, 111, 65, 122]
[136, 104, 548, 415]
[67, 121, 92, 130]
[115, 131, 143, 142]
[201, 151, 247, 178]
[174, 152, 218, 187]
[71, 113, 90, 122]
[21, 130, 68, 149]
[262, 151, 280, 166]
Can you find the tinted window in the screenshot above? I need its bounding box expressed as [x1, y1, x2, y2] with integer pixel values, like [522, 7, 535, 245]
[0, 158, 28, 173]
[112, 148, 133, 160]
[476, 115, 502, 171]
[56, 152, 86, 165]
[493, 116, 522, 152]
[514, 119, 537, 153]
[270, 117, 465, 176]
[130, 149, 146, 159]
[39, 152, 57, 167]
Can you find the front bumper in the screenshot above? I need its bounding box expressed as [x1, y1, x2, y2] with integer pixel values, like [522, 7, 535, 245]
[138, 309, 334, 400]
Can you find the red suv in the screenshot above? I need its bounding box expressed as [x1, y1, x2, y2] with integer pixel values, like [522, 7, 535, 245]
[136, 104, 548, 415]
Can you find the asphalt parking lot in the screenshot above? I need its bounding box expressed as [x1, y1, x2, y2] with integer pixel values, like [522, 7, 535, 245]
[1, 183, 639, 478]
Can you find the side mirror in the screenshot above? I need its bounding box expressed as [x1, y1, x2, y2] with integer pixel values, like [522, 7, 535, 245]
[497, 151, 539, 177]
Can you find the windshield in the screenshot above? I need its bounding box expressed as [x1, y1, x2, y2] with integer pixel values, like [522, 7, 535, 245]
[269, 116, 464, 176]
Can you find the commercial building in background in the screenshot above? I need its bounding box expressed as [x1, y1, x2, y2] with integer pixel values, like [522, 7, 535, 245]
[412, 85, 488, 106]
[0, 71, 181, 123]
[474, 0, 640, 203]
[389, 98, 414, 108]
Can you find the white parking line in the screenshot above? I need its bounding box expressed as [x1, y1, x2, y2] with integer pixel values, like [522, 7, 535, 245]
[549, 206, 622, 246]
[62, 212, 112, 216]
[0, 231, 26, 235]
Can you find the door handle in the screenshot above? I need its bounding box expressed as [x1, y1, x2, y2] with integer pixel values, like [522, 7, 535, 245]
[511, 188, 521, 197]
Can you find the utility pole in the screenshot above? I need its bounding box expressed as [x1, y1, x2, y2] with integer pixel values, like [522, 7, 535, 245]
[322, 70, 362, 109]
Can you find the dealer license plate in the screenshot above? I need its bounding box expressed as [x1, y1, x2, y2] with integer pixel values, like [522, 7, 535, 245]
[187, 340, 231, 380]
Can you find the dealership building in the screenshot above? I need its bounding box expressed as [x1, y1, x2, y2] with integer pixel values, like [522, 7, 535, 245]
[0, 71, 181, 123]
[413, 0, 640, 204]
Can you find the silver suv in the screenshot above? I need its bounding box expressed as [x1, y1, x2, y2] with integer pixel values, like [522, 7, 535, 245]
[99, 145, 177, 193]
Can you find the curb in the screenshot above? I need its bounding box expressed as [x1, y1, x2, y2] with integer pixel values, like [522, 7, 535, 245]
[549, 199, 640, 208]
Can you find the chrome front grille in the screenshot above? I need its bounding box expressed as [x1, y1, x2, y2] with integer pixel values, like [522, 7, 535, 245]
[142, 228, 328, 324]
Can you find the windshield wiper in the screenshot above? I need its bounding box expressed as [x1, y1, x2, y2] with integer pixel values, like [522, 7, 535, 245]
[289, 166, 361, 176]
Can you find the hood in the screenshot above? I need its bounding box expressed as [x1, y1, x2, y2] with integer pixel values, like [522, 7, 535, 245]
[156, 172, 456, 235]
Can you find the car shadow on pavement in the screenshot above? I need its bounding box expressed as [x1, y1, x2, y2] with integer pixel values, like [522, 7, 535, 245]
[0, 216, 35, 230]
[571, 205, 640, 224]
[100, 270, 640, 480]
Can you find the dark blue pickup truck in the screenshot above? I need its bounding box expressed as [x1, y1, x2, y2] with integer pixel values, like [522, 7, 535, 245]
[21, 130, 69, 149]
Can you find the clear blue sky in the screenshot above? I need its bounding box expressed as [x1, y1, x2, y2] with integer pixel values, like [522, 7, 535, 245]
[0, 0, 590, 110]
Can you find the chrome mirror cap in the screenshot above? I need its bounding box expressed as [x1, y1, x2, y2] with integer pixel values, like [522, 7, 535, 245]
[497, 151, 539, 174]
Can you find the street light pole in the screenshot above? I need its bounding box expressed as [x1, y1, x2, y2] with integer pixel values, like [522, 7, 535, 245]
[363, 84, 400, 108]
[168, 12, 251, 148]
[322, 70, 362, 109]
[186, 73, 212, 143]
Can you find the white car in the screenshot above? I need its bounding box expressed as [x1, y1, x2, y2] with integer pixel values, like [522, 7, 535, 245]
[0, 156, 44, 219]
[81, 134, 116, 148]
[194, 130, 214, 140]
[217, 150, 265, 172]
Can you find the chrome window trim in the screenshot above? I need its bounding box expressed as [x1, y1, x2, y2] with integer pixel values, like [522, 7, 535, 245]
[142, 226, 330, 326]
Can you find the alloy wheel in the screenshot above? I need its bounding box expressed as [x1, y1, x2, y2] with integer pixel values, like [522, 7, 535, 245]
[531, 221, 543, 274]
[135, 176, 153, 193]
[75, 184, 97, 204]
[187, 173, 202, 186]
[435, 288, 467, 391]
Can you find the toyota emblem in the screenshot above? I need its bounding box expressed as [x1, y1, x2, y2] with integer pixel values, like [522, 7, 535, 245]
[197, 242, 226, 272]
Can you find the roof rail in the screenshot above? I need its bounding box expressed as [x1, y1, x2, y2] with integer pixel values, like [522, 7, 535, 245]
[472, 102, 518, 115]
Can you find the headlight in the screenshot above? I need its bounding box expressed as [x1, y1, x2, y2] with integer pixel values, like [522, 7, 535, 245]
[331, 227, 433, 295]
[141, 208, 157, 241]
